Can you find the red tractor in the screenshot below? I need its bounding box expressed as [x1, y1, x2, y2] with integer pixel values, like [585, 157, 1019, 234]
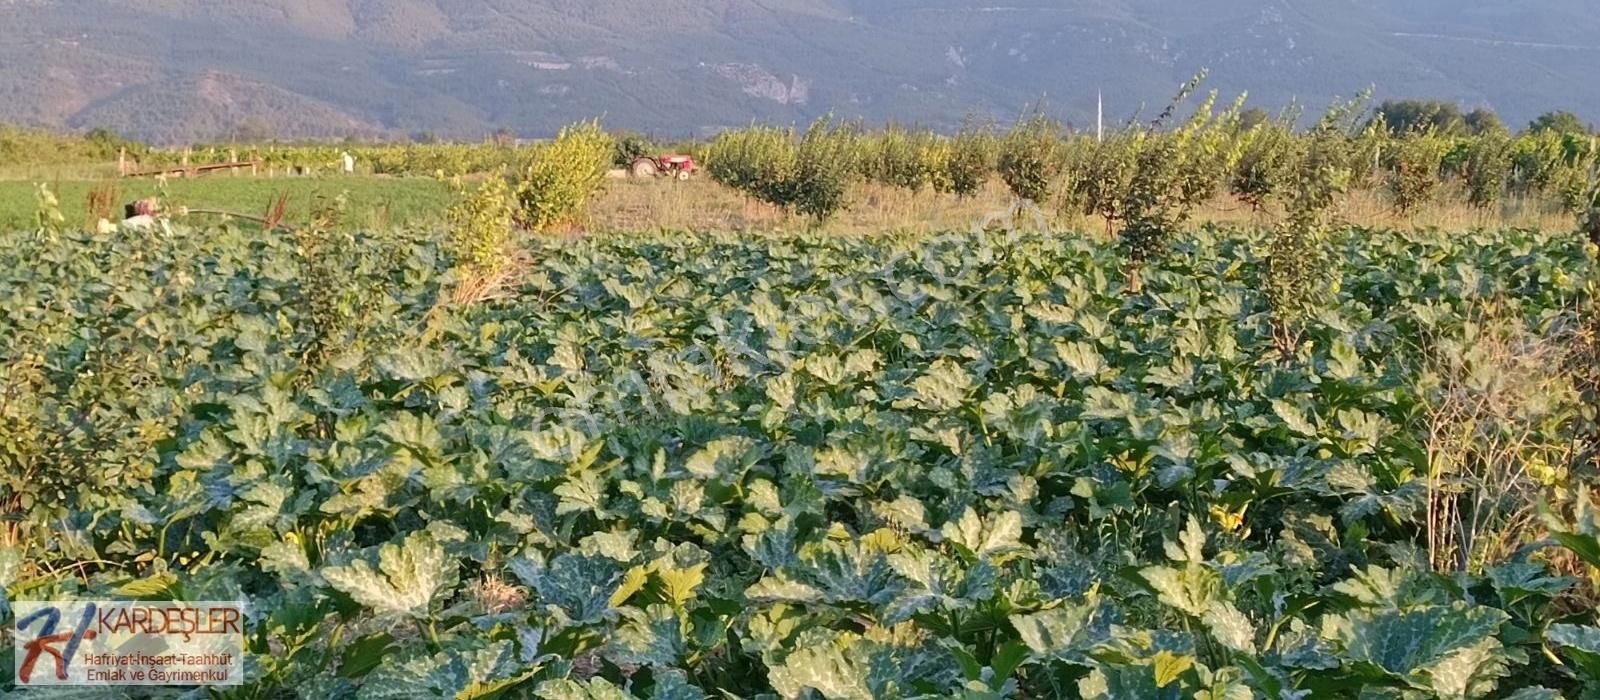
[630, 154, 697, 180]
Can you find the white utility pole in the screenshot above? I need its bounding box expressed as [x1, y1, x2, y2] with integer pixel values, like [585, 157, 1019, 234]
[1097, 90, 1104, 142]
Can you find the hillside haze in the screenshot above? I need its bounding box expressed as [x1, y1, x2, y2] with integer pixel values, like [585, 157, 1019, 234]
[3, 0, 1598, 143]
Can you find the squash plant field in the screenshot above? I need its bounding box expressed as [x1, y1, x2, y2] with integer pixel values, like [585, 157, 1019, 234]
[3, 223, 1600, 699]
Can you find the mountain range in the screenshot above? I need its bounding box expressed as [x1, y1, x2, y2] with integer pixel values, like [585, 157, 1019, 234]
[2, 0, 1598, 144]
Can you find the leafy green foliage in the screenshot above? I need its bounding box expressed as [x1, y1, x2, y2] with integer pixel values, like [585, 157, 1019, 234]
[706, 125, 795, 204]
[1463, 132, 1515, 211]
[1370, 100, 1506, 137]
[860, 125, 937, 192]
[1265, 96, 1363, 354]
[789, 118, 862, 222]
[613, 133, 655, 169]
[1, 218, 1597, 697]
[323, 533, 455, 618]
[937, 123, 998, 198]
[1386, 131, 1451, 216]
[447, 173, 516, 274]
[1115, 79, 1244, 285]
[997, 114, 1062, 202]
[1527, 111, 1594, 137]
[515, 120, 615, 230]
[1229, 113, 1297, 210]
[706, 117, 861, 222]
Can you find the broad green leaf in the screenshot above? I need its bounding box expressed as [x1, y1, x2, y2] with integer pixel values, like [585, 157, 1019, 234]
[941, 508, 1026, 560]
[1141, 564, 1219, 618]
[357, 642, 532, 700]
[1010, 593, 1102, 662]
[1201, 602, 1256, 655]
[1079, 662, 1182, 700]
[1152, 651, 1193, 688]
[338, 633, 397, 679]
[1547, 623, 1600, 678]
[1502, 688, 1563, 700]
[527, 425, 592, 467]
[1271, 400, 1317, 436]
[511, 553, 623, 627]
[1424, 637, 1509, 700]
[659, 562, 707, 607]
[767, 643, 875, 700]
[650, 670, 709, 700]
[746, 575, 824, 603]
[909, 360, 974, 411]
[112, 572, 179, 600]
[605, 604, 685, 668]
[1162, 516, 1207, 563]
[536, 678, 633, 700]
[685, 436, 757, 480]
[260, 538, 312, 578]
[1056, 340, 1107, 377]
[1335, 604, 1508, 680]
[610, 565, 651, 607]
[322, 533, 453, 618]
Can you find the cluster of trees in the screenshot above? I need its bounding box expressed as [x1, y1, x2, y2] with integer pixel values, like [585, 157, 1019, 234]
[0, 125, 147, 166]
[703, 120, 999, 221]
[1371, 100, 1593, 138]
[696, 100, 1596, 227]
[446, 121, 614, 284]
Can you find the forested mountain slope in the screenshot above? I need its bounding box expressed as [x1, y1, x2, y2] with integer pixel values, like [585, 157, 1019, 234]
[2, 0, 1596, 142]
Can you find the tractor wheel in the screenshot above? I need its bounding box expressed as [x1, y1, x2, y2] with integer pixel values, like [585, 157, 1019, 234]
[631, 158, 660, 178]
[675, 169, 691, 181]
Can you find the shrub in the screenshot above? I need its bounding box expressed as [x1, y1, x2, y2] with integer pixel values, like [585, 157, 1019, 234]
[1554, 138, 1599, 215]
[294, 194, 366, 365]
[1265, 97, 1363, 355]
[1463, 132, 1514, 210]
[1173, 94, 1247, 208]
[941, 124, 997, 198]
[514, 121, 614, 231]
[448, 174, 516, 274]
[613, 132, 653, 168]
[34, 183, 65, 236]
[1348, 117, 1389, 188]
[1116, 83, 1242, 277]
[789, 117, 862, 222]
[1386, 130, 1450, 215]
[1421, 308, 1585, 573]
[860, 125, 933, 191]
[707, 117, 860, 223]
[997, 114, 1062, 202]
[1584, 168, 1600, 247]
[920, 136, 955, 194]
[1065, 133, 1137, 232]
[1229, 116, 1296, 210]
[707, 125, 797, 204]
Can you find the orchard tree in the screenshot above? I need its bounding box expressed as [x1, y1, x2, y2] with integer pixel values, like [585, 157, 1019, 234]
[1386, 130, 1451, 216]
[1230, 107, 1298, 211]
[997, 113, 1062, 203]
[1463, 108, 1507, 136]
[1372, 99, 1465, 136]
[1463, 132, 1514, 211]
[1526, 111, 1593, 136]
[1116, 73, 1245, 292]
[940, 121, 998, 198]
[1266, 95, 1365, 355]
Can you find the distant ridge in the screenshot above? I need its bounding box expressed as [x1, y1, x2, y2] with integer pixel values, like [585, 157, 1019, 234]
[2, 0, 1597, 143]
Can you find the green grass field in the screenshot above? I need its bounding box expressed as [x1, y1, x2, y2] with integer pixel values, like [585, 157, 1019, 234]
[0, 176, 453, 231]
